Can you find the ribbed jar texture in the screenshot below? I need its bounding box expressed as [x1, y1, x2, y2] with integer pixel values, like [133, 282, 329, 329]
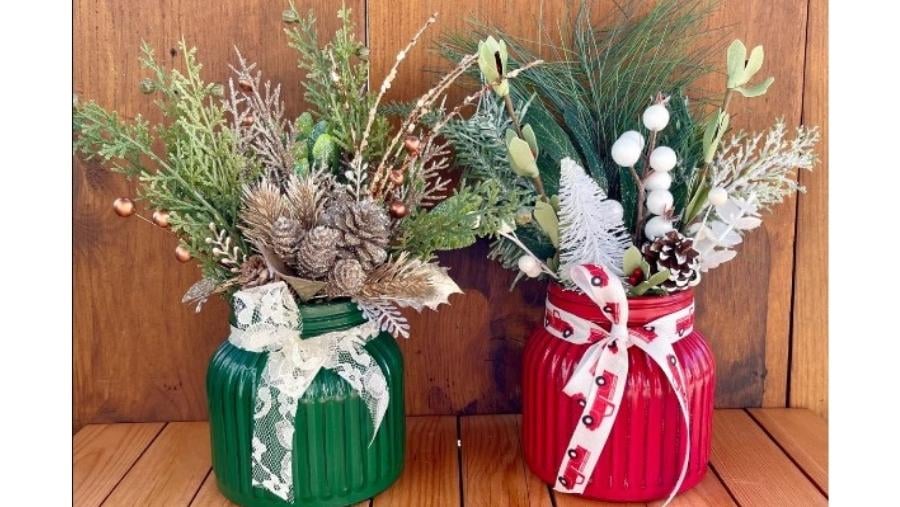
[522, 283, 715, 502]
[207, 300, 405, 507]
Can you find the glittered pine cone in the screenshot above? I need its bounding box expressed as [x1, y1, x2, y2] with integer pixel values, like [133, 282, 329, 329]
[236, 255, 273, 288]
[325, 197, 390, 270]
[325, 258, 366, 297]
[270, 216, 305, 267]
[295, 225, 341, 278]
[642, 230, 701, 293]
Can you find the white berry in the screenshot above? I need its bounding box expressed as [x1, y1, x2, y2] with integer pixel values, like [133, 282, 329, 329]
[600, 199, 625, 223]
[619, 130, 645, 150]
[610, 137, 642, 167]
[517, 255, 543, 278]
[646, 190, 674, 215]
[643, 171, 672, 191]
[642, 104, 670, 132]
[649, 146, 677, 172]
[708, 187, 729, 206]
[644, 216, 674, 239]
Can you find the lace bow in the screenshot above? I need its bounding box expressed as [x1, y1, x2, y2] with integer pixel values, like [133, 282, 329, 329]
[229, 282, 388, 502]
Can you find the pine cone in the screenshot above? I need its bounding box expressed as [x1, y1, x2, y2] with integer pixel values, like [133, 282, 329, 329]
[295, 225, 340, 278]
[326, 258, 366, 297]
[325, 197, 390, 270]
[642, 231, 701, 293]
[271, 216, 305, 267]
[236, 255, 273, 288]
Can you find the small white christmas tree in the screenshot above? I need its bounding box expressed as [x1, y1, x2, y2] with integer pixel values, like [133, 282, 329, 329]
[558, 158, 632, 281]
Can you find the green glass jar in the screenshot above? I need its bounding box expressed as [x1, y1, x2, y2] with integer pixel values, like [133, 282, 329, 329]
[207, 300, 405, 507]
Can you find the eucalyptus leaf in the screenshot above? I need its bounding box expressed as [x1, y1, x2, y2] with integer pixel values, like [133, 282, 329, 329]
[640, 258, 652, 278]
[630, 280, 653, 296]
[702, 111, 730, 164]
[683, 183, 710, 226]
[735, 77, 775, 98]
[522, 124, 539, 157]
[623, 246, 643, 275]
[507, 136, 539, 178]
[646, 269, 671, 286]
[743, 45, 765, 82]
[533, 200, 559, 247]
[726, 40, 748, 88]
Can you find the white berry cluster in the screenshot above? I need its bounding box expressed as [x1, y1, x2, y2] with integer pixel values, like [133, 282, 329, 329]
[610, 102, 680, 240]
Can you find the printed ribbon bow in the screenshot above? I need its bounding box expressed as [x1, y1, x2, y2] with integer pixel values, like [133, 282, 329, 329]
[228, 281, 389, 502]
[546, 264, 695, 506]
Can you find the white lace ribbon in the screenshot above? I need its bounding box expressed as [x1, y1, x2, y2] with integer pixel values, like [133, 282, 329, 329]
[228, 282, 389, 502]
[548, 264, 695, 506]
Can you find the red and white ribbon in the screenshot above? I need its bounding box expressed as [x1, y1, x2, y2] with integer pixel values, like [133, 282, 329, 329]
[548, 264, 695, 506]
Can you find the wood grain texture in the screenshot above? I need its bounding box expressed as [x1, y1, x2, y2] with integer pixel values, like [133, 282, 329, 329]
[373, 416, 460, 506]
[190, 472, 233, 507]
[748, 408, 827, 494]
[73, 0, 363, 430]
[649, 468, 736, 507]
[73, 422, 165, 507]
[790, 0, 829, 418]
[710, 410, 825, 506]
[74, 0, 824, 426]
[76, 412, 824, 505]
[367, 0, 815, 415]
[689, 0, 810, 408]
[460, 415, 551, 506]
[103, 422, 212, 506]
[364, 0, 555, 418]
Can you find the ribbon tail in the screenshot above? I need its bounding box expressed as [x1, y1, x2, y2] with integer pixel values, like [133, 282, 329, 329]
[553, 341, 629, 495]
[250, 345, 321, 503]
[333, 340, 390, 447]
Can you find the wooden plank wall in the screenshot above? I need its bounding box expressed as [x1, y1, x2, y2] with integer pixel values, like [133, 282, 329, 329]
[73, 0, 828, 429]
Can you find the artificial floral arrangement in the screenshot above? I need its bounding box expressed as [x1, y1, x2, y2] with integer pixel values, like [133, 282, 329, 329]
[72, 5, 533, 337]
[72, 4, 539, 506]
[442, 2, 818, 295]
[440, 0, 819, 503]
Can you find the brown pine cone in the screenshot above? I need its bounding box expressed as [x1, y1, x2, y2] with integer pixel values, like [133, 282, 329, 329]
[324, 197, 390, 270]
[642, 231, 701, 293]
[295, 225, 340, 278]
[236, 255, 273, 288]
[270, 216, 305, 267]
[325, 258, 366, 297]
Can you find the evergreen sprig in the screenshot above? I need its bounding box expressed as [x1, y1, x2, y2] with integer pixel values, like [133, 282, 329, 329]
[395, 180, 524, 260]
[285, 3, 390, 161]
[440, 0, 719, 211]
[73, 40, 253, 281]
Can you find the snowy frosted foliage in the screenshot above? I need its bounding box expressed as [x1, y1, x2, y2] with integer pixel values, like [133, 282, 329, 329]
[355, 299, 410, 339]
[709, 120, 818, 210]
[558, 158, 631, 281]
[690, 196, 762, 272]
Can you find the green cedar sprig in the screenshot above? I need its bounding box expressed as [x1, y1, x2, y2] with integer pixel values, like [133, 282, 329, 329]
[284, 2, 390, 162]
[73, 40, 254, 281]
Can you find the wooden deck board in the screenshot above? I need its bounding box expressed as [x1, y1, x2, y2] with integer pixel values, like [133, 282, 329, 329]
[373, 416, 460, 506]
[748, 408, 828, 494]
[460, 414, 551, 507]
[73, 422, 165, 507]
[648, 467, 737, 507]
[103, 422, 212, 507]
[710, 410, 826, 506]
[74, 410, 826, 506]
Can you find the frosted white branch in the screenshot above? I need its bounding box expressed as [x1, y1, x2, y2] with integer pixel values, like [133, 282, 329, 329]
[557, 158, 631, 281]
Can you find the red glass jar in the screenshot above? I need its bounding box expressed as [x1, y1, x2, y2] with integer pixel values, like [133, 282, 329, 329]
[521, 283, 715, 502]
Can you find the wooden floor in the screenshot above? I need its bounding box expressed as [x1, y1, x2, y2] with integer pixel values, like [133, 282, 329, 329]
[74, 409, 827, 507]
